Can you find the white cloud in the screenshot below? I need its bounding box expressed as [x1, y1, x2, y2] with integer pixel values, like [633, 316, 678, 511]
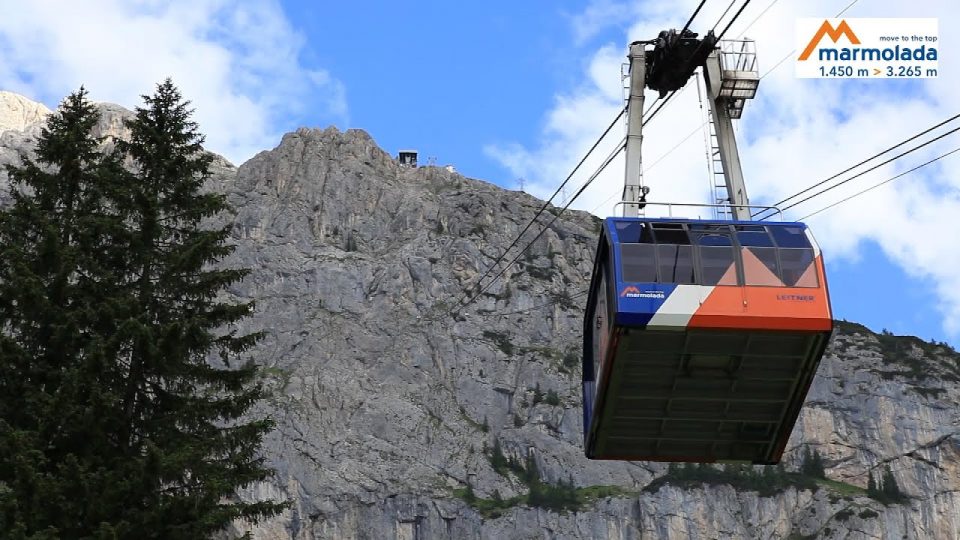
[487, 0, 960, 335]
[566, 0, 636, 45]
[0, 0, 346, 164]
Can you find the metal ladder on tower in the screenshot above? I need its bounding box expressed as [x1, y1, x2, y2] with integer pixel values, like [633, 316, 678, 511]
[708, 112, 732, 218]
[700, 39, 760, 220]
[697, 69, 731, 220]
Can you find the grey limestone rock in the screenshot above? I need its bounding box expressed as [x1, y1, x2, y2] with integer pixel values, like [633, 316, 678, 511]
[0, 90, 50, 133]
[216, 126, 960, 540]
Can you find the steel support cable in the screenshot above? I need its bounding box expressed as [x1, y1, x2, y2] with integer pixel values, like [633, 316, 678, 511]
[463, 1, 757, 320]
[798, 146, 960, 220]
[712, 0, 739, 33]
[645, 121, 710, 173]
[451, 106, 626, 309]
[590, 120, 709, 214]
[759, 53, 790, 80]
[641, 96, 659, 119]
[760, 124, 960, 219]
[641, 0, 733, 129]
[643, 90, 678, 124]
[484, 290, 590, 317]
[454, 50, 676, 317]
[760, 0, 861, 79]
[682, 0, 751, 62]
[651, 0, 749, 122]
[681, 0, 711, 35]
[753, 113, 960, 219]
[640, 78, 697, 126]
[715, 0, 753, 41]
[649, 0, 713, 124]
[453, 140, 627, 316]
[735, 0, 780, 38]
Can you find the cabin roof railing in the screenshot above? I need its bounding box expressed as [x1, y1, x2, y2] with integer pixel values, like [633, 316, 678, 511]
[612, 201, 783, 221]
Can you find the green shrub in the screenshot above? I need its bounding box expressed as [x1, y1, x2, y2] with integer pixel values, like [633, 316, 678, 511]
[835, 508, 854, 522]
[483, 330, 514, 356]
[646, 463, 819, 498]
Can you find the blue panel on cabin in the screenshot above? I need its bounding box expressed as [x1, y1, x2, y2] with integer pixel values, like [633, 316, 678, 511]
[614, 282, 676, 326]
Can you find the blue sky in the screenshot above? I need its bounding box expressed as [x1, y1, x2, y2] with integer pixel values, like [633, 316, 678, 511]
[279, 1, 579, 183]
[1, 0, 958, 346]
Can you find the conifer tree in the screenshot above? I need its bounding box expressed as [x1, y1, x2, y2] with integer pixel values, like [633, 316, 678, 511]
[533, 382, 544, 405]
[524, 453, 540, 486]
[0, 88, 132, 537]
[0, 81, 283, 537]
[489, 439, 508, 473]
[881, 465, 902, 500]
[801, 446, 813, 476]
[867, 470, 878, 497]
[811, 449, 826, 479]
[103, 79, 284, 535]
[562, 474, 579, 508]
[762, 464, 776, 484]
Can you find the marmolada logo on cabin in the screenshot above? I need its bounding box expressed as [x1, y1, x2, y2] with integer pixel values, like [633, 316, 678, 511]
[620, 286, 665, 299]
[795, 18, 938, 79]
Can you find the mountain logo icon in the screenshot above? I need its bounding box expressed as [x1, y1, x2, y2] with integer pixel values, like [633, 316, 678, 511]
[798, 20, 860, 61]
[620, 286, 641, 297]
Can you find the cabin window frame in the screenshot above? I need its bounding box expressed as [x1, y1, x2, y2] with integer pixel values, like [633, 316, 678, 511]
[613, 220, 820, 289]
[650, 223, 696, 284]
[688, 223, 742, 286]
[767, 225, 819, 289]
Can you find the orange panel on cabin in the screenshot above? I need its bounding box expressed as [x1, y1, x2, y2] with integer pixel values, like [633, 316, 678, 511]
[689, 313, 832, 331]
[689, 256, 831, 331]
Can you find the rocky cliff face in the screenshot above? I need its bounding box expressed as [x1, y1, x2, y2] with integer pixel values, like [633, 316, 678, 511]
[1, 92, 958, 540]
[0, 91, 50, 133]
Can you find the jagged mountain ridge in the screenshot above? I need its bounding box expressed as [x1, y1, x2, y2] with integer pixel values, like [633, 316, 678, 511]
[1, 92, 958, 540]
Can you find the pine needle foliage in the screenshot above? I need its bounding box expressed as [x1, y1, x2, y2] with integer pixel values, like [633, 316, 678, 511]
[647, 461, 819, 497]
[867, 465, 908, 504]
[800, 447, 826, 479]
[0, 81, 283, 538]
[0, 87, 135, 538]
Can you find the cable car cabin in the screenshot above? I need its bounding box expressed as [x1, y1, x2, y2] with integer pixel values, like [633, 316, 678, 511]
[582, 218, 832, 464]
